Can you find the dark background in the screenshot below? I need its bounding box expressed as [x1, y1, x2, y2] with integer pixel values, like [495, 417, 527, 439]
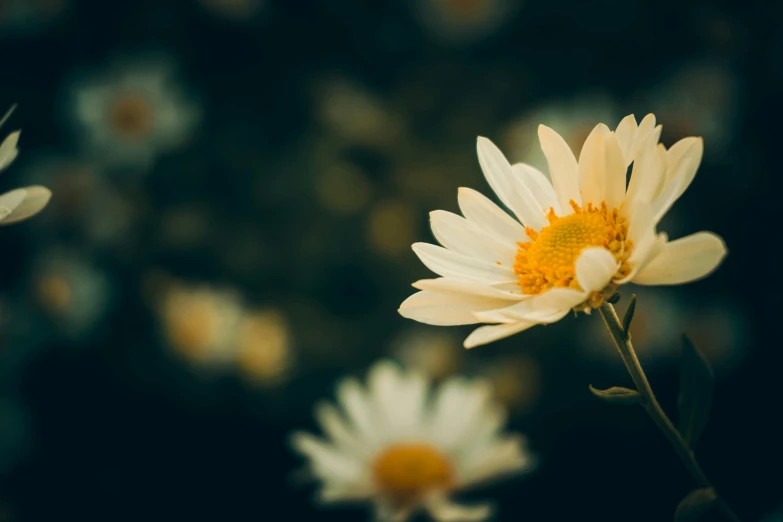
[0, 0, 780, 521]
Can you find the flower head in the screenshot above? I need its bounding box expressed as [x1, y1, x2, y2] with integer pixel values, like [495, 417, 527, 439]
[399, 114, 727, 348]
[71, 58, 200, 168]
[291, 359, 534, 521]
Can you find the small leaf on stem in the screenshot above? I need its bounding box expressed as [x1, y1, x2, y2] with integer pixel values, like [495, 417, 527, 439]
[674, 488, 716, 522]
[589, 384, 642, 405]
[678, 335, 714, 449]
[622, 294, 637, 337]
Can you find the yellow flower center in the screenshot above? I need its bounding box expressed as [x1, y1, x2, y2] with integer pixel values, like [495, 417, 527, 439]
[372, 443, 454, 503]
[514, 201, 631, 305]
[108, 93, 153, 141]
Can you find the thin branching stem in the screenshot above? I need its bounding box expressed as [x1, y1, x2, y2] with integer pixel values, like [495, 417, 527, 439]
[598, 301, 741, 522]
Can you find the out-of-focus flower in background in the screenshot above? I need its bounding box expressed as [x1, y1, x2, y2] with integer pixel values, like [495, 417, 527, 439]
[69, 57, 201, 169]
[502, 95, 620, 172]
[21, 156, 140, 248]
[155, 277, 246, 371]
[31, 248, 113, 339]
[414, 0, 517, 45]
[151, 274, 294, 385]
[235, 308, 293, 386]
[291, 360, 535, 521]
[198, 0, 265, 21]
[313, 77, 405, 151]
[642, 63, 739, 159]
[0, 0, 68, 37]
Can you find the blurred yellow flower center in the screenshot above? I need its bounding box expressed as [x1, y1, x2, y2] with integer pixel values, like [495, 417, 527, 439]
[514, 201, 631, 301]
[372, 443, 454, 501]
[109, 93, 153, 140]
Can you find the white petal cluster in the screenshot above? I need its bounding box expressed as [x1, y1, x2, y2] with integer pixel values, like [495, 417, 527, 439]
[291, 360, 534, 521]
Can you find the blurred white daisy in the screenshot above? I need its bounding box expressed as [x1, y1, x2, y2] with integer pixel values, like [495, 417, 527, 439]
[415, 0, 516, 45]
[291, 359, 534, 521]
[0, 106, 51, 225]
[157, 279, 246, 369]
[71, 58, 200, 168]
[32, 249, 113, 339]
[235, 308, 294, 386]
[153, 275, 294, 384]
[399, 114, 727, 348]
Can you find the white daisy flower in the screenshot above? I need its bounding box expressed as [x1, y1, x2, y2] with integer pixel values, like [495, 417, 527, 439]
[0, 106, 51, 225]
[32, 248, 113, 339]
[399, 113, 728, 348]
[291, 359, 534, 522]
[71, 58, 200, 168]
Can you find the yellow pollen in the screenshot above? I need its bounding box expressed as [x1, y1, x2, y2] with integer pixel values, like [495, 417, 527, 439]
[513, 200, 632, 303]
[372, 443, 454, 502]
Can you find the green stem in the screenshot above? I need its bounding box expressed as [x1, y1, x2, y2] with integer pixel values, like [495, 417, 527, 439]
[598, 301, 741, 522]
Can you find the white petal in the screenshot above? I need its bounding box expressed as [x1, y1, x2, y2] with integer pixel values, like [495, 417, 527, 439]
[0, 186, 52, 224]
[473, 290, 578, 324]
[290, 432, 364, 483]
[314, 402, 371, 456]
[603, 132, 627, 209]
[412, 243, 515, 283]
[368, 361, 427, 438]
[458, 435, 533, 488]
[575, 247, 618, 293]
[429, 210, 517, 264]
[629, 113, 657, 160]
[336, 378, 383, 447]
[429, 379, 491, 449]
[511, 163, 560, 215]
[632, 232, 727, 285]
[319, 483, 372, 503]
[0, 131, 20, 171]
[617, 202, 657, 284]
[412, 277, 527, 300]
[0, 189, 26, 221]
[651, 137, 703, 224]
[476, 137, 549, 230]
[425, 496, 494, 522]
[614, 114, 637, 166]
[578, 124, 624, 207]
[457, 187, 526, 244]
[399, 291, 515, 326]
[463, 320, 537, 349]
[538, 124, 581, 212]
[624, 137, 666, 207]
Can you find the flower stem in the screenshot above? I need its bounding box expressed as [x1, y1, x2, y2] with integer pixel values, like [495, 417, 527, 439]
[598, 301, 741, 522]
